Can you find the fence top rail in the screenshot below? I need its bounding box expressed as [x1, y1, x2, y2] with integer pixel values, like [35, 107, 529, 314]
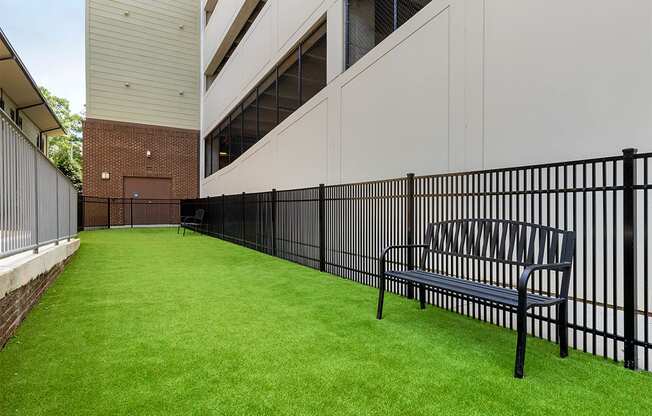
[276, 186, 320, 194]
[415, 154, 625, 181]
[178, 149, 645, 203]
[0, 108, 76, 189]
[633, 151, 652, 159]
[325, 176, 408, 189]
[81, 196, 181, 202]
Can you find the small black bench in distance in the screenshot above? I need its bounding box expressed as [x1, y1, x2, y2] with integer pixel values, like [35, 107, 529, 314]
[178, 209, 205, 236]
[377, 219, 575, 378]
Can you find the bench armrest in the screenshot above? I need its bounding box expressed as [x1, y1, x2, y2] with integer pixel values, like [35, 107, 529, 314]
[517, 262, 573, 298]
[379, 244, 430, 278]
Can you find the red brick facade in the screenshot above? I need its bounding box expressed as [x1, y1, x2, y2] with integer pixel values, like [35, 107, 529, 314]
[83, 118, 199, 199]
[0, 259, 69, 349]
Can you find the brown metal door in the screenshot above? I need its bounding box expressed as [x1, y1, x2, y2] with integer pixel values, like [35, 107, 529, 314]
[123, 177, 174, 225]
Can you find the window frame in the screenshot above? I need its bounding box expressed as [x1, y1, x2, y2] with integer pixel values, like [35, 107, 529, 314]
[202, 20, 327, 177]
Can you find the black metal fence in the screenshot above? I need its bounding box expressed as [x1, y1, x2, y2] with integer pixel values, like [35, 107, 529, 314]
[182, 149, 651, 372]
[79, 196, 181, 230]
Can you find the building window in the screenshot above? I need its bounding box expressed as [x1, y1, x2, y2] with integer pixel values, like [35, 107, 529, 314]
[346, 0, 431, 67]
[211, 131, 220, 175]
[278, 49, 300, 124]
[218, 121, 230, 169]
[229, 106, 244, 162]
[257, 71, 277, 139]
[242, 91, 258, 154]
[204, 136, 212, 178]
[300, 24, 327, 104]
[203, 21, 327, 176]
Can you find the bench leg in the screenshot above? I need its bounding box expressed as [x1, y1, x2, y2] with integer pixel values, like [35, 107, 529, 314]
[183, 227, 186, 237]
[376, 277, 386, 320]
[558, 301, 569, 358]
[177, 225, 180, 234]
[514, 300, 528, 379]
[419, 284, 426, 310]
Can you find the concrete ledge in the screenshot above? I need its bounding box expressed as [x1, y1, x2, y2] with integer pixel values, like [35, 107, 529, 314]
[0, 239, 80, 300]
[0, 239, 79, 348]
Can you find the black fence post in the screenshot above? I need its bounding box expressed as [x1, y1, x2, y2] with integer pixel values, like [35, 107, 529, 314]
[221, 194, 225, 237]
[622, 148, 638, 370]
[272, 189, 277, 256]
[130, 198, 134, 228]
[319, 184, 326, 272]
[78, 193, 84, 232]
[406, 173, 415, 299]
[242, 192, 246, 244]
[107, 197, 111, 229]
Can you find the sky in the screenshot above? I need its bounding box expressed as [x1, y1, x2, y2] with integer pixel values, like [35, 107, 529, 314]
[0, 0, 85, 114]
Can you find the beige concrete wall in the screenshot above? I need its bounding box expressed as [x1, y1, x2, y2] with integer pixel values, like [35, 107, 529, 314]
[86, 0, 200, 130]
[201, 0, 652, 194]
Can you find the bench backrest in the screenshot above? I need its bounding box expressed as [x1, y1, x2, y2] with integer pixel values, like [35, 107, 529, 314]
[194, 209, 205, 222]
[419, 219, 575, 271]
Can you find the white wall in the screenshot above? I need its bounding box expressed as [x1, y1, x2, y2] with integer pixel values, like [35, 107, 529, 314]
[1, 93, 41, 146]
[200, 0, 652, 197]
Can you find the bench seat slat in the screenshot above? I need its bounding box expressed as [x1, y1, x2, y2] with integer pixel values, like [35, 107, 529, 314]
[385, 269, 563, 308]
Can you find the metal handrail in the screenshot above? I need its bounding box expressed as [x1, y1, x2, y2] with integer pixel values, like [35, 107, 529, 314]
[0, 109, 78, 260]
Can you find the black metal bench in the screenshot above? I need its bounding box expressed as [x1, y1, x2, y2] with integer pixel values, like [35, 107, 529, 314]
[178, 209, 205, 236]
[377, 219, 575, 378]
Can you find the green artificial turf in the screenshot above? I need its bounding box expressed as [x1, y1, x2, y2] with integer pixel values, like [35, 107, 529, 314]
[1, 228, 650, 415]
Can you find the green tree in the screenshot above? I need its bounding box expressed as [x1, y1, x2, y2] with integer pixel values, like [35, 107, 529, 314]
[39, 87, 83, 190]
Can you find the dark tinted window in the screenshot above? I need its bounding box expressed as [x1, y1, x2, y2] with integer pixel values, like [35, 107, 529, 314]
[204, 137, 212, 178]
[347, 0, 431, 67]
[301, 24, 327, 104]
[218, 122, 230, 169]
[211, 131, 220, 174]
[242, 92, 258, 154]
[258, 71, 277, 138]
[203, 22, 327, 176]
[278, 49, 300, 123]
[229, 107, 243, 161]
[397, 0, 431, 27]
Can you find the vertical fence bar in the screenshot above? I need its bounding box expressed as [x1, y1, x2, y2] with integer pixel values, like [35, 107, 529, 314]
[55, 174, 60, 245]
[622, 148, 638, 370]
[407, 173, 415, 299]
[131, 198, 134, 228]
[272, 189, 277, 256]
[107, 197, 111, 229]
[78, 194, 84, 232]
[319, 184, 326, 272]
[33, 147, 39, 253]
[68, 185, 72, 241]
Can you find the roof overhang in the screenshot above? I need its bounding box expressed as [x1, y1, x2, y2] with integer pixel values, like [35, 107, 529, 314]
[0, 28, 66, 136]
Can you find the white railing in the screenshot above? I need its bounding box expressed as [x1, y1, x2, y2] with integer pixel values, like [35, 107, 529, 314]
[0, 109, 77, 259]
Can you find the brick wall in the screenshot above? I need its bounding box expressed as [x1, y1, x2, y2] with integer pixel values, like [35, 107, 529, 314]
[0, 259, 68, 348]
[83, 118, 199, 199]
